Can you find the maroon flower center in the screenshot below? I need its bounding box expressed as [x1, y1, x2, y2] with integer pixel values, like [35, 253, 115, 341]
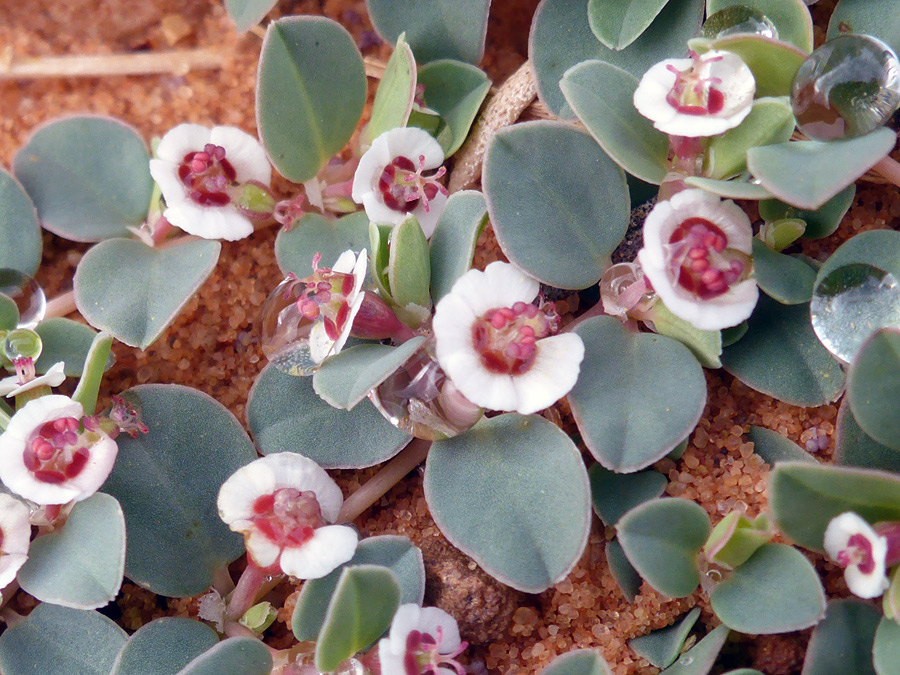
[402, 627, 468, 675]
[666, 217, 748, 300]
[471, 302, 557, 375]
[250, 488, 326, 549]
[665, 52, 726, 116]
[177, 143, 237, 207]
[23, 417, 91, 484]
[289, 257, 357, 341]
[378, 155, 447, 214]
[837, 533, 877, 574]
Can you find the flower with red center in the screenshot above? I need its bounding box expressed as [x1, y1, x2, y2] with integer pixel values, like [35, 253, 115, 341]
[149, 123, 272, 241]
[0, 395, 118, 505]
[217, 453, 357, 579]
[633, 50, 756, 137]
[432, 262, 584, 415]
[824, 512, 890, 599]
[351, 128, 449, 237]
[637, 189, 757, 331]
[0, 493, 30, 589]
[378, 604, 468, 675]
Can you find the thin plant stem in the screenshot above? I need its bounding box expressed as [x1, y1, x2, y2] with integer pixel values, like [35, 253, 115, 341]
[0, 49, 225, 80]
[227, 562, 268, 620]
[45, 290, 76, 319]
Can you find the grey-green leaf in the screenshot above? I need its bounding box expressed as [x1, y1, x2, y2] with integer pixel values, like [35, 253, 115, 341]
[749, 425, 817, 465]
[828, 0, 900, 57]
[0, 168, 41, 276]
[102, 385, 256, 597]
[275, 213, 370, 278]
[589, 463, 667, 527]
[110, 618, 218, 675]
[707, 0, 814, 53]
[752, 238, 816, 305]
[616, 498, 711, 598]
[539, 649, 613, 675]
[0, 295, 18, 331]
[684, 176, 774, 200]
[364, 35, 417, 145]
[587, 0, 670, 50]
[483, 122, 628, 289]
[257, 17, 366, 182]
[659, 625, 729, 675]
[417, 60, 491, 157]
[425, 414, 591, 592]
[873, 616, 900, 675]
[388, 215, 431, 310]
[178, 638, 272, 675]
[570, 317, 707, 473]
[848, 329, 900, 451]
[801, 599, 879, 675]
[835, 402, 900, 473]
[606, 538, 643, 603]
[224, 0, 277, 32]
[34, 318, 114, 377]
[630, 608, 701, 669]
[429, 191, 488, 303]
[758, 185, 855, 240]
[17, 493, 125, 610]
[649, 301, 723, 368]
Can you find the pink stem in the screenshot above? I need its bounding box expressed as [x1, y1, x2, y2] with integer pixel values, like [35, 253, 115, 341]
[226, 562, 268, 620]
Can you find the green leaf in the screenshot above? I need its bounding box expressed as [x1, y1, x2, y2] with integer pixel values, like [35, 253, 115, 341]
[72, 331, 112, 415]
[315, 565, 401, 672]
[530, 0, 705, 117]
[629, 608, 701, 669]
[14, 116, 153, 243]
[751, 238, 816, 305]
[178, 638, 272, 675]
[587, 0, 670, 50]
[647, 301, 723, 368]
[74, 238, 221, 349]
[828, 0, 900, 57]
[721, 321, 748, 347]
[758, 185, 855, 240]
[589, 463, 667, 527]
[224, 0, 277, 32]
[561, 60, 668, 184]
[849, 329, 900, 450]
[570, 317, 707, 472]
[802, 599, 880, 675]
[429, 191, 488, 303]
[0, 604, 126, 675]
[705, 512, 773, 569]
[616, 498, 711, 598]
[102, 385, 256, 597]
[484, 122, 628, 289]
[425, 414, 591, 592]
[312, 338, 426, 410]
[769, 461, 900, 551]
[697, 34, 807, 97]
[747, 128, 896, 210]
[34, 318, 114, 377]
[539, 649, 613, 675]
[17, 493, 125, 609]
[292, 535, 424, 641]
[721, 295, 845, 406]
[110, 618, 218, 675]
[874, 616, 900, 675]
[257, 17, 366, 182]
[0, 295, 18, 331]
[748, 425, 817, 465]
[365, 0, 490, 64]
[707, 0, 813, 52]
[275, 212, 370, 278]
[710, 543, 825, 633]
[606, 538, 643, 603]
[417, 60, 491, 157]
[816, 229, 900, 283]
[248, 362, 410, 469]
[0, 168, 41, 276]
[705, 97, 796, 180]
[835, 402, 900, 473]
[659, 625, 729, 675]
[684, 176, 774, 200]
[388, 215, 431, 311]
[364, 35, 417, 146]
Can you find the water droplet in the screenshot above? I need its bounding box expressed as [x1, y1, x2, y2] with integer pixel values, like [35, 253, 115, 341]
[707, 569, 723, 582]
[701, 6, 778, 40]
[333, 658, 364, 675]
[810, 263, 900, 363]
[679, 655, 695, 666]
[792, 34, 900, 140]
[4, 328, 42, 362]
[258, 277, 319, 376]
[369, 341, 484, 441]
[0, 268, 46, 328]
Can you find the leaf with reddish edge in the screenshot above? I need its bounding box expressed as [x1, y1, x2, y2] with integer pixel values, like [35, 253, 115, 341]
[539, 649, 613, 675]
[587, 0, 670, 51]
[416, 60, 491, 157]
[658, 624, 729, 674]
[275, 212, 370, 279]
[749, 425, 817, 465]
[110, 618, 218, 675]
[629, 608, 701, 669]
[178, 637, 272, 675]
[606, 538, 642, 603]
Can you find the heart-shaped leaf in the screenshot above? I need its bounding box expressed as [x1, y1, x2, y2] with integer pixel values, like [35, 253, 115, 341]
[74, 238, 220, 349]
[828, 0, 900, 56]
[874, 616, 900, 675]
[178, 638, 272, 675]
[17, 493, 125, 609]
[629, 608, 701, 669]
[835, 402, 900, 473]
[561, 60, 669, 184]
[110, 618, 218, 675]
[425, 414, 591, 592]
[364, 35, 417, 146]
[747, 128, 896, 210]
[758, 185, 855, 240]
[802, 599, 880, 675]
[275, 213, 370, 278]
[102, 385, 256, 597]
[34, 318, 114, 377]
[748, 425, 817, 465]
[539, 650, 613, 675]
[721, 296, 845, 406]
[707, 0, 814, 52]
[14, 116, 152, 243]
[606, 538, 643, 603]
[0, 168, 41, 276]
[429, 191, 488, 303]
[0, 604, 127, 675]
[570, 317, 707, 472]
[752, 239, 816, 305]
[849, 329, 900, 451]
[769, 462, 900, 551]
[484, 122, 629, 289]
[224, 0, 277, 32]
[659, 625, 729, 675]
[315, 565, 401, 672]
[587, 0, 670, 50]
[248, 363, 410, 469]
[684, 176, 774, 200]
[697, 34, 807, 97]
[589, 463, 667, 527]
[293, 535, 424, 641]
[417, 60, 491, 157]
[257, 17, 366, 182]
[617, 498, 710, 598]
[710, 543, 826, 634]
[365, 0, 490, 64]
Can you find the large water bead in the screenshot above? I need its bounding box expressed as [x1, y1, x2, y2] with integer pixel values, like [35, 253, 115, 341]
[0, 268, 46, 329]
[3, 328, 42, 363]
[701, 6, 778, 41]
[792, 34, 900, 141]
[259, 277, 319, 376]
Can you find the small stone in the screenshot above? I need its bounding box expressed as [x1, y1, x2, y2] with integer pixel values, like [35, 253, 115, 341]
[160, 14, 192, 46]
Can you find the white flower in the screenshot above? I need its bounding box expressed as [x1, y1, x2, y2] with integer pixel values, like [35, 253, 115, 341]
[824, 512, 890, 599]
[432, 262, 585, 415]
[351, 127, 449, 237]
[0, 362, 66, 398]
[634, 50, 756, 137]
[0, 395, 118, 505]
[0, 493, 30, 589]
[149, 123, 272, 241]
[637, 189, 758, 331]
[217, 453, 358, 580]
[307, 250, 367, 366]
[378, 604, 467, 675]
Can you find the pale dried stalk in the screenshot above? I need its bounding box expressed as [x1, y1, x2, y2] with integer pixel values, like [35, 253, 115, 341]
[45, 290, 77, 319]
[0, 48, 225, 80]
